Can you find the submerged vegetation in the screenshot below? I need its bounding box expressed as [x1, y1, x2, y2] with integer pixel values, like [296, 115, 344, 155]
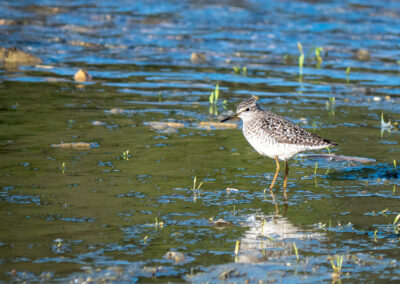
[315, 46, 323, 68]
[233, 65, 247, 76]
[297, 42, 305, 77]
[330, 255, 344, 279]
[191, 176, 204, 201]
[326, 97, 336, 116]
[346, 66, 351, 83]
[209, 84, 227, 115]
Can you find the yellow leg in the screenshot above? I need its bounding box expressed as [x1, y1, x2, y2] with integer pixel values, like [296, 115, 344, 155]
[270, 156, 280, 190]
[268, 156, 280, 215]
[282, 161, 289, 202]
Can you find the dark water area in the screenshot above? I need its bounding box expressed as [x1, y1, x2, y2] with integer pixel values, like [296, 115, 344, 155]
[0, 0, 399, 282]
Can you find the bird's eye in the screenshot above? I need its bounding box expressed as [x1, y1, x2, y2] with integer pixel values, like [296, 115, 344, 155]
[245, 108, 250, 112]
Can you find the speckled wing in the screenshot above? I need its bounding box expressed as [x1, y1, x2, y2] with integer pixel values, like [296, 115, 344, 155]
[259, 111, 334, 147]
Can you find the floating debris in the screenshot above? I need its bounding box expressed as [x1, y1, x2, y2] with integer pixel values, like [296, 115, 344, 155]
[0, 47, 42, 66]
[36, 64, 53, 69]
[355, 49, 371, 61]
[210, 218, 232, 228]
[299, 117, 308, 124]
[0, 19, 17, 26]
[218, 268, 245, 280]
[198, 121, 237, 130]
[381, 113, 392, 130]
[50, 142, 99, 149]
[108, 108, 124, 115]
[74, 69, 92, 82]
[225, 187, 239, 193]
[190, 52, 206, 63]
[164, 251, 186, 263]
[70, 40, 101, 48]
[145, 121, 184, 133]
[92, 121, 107, 126]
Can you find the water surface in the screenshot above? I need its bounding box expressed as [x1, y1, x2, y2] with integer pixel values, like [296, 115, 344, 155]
[0, 0, 399, 282]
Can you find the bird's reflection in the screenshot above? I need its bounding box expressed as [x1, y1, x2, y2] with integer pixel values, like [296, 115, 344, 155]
[236, 213, 323, 263]
[264, 185, 288, 216]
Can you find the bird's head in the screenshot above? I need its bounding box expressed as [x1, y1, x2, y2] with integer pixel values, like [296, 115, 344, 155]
[221, 97, 259, 122]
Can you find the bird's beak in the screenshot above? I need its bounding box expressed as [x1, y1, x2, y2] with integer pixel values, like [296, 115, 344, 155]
[220, 113, 239, 122]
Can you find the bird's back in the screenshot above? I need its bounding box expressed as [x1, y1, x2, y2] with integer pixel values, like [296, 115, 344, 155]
[242, 109, 335, 160]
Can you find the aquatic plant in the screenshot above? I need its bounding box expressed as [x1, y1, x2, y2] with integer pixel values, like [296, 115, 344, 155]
[209, 84, 219, 105]
[154, 217, 164, 228]
[326, 97, 335, 116]
[297, 42, 304, 76]
[12, 102, 19, 110]
[192, 176, 204, 201]
[393, 213, 400, 234]
[61, 162, 66, 174]
[394, 213, 400, 227]
[346, 67, 351, 83]
[330, 255, 344, 276]
[234, 240, 240, 256]
[293, 243, 299, 261]
[209, 84, 219, 115]
[381, 113, 392, 129]
[209, 84, 227, 115]
[315, 47, 323, 68]
[122, 150, 130, 160]
[381, 113, 392, 137]
[261, 219, 266, 233]
[233, 66, 247, 76]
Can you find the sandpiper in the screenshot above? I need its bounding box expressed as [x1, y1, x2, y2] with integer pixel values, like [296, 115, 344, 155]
[221, 97, 336, 200]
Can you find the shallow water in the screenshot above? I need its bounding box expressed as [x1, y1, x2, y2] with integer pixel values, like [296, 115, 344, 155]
[0, 0, 399, 282]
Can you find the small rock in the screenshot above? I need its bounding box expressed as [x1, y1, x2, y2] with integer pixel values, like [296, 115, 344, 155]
[199, 121, 237, 130]
[355, 49, 370, 61]
[92, 121, 106, 126]
[190, 52, 206, 63]
[0, 47, 42, 66]
[212, 218, 232, 228]
[331, 272, 341, 279]
[164, 251, 186, 263]
[299, 117, 308, 124]
[51, 142, 94, 149]
[145, 121, 184, 133]
[109, 108, 124, 115]
[226, 187, 239, 193]
[0, 19, 17, 26]
[74, 69, 92, 82]
[70, 40, 101, 48]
